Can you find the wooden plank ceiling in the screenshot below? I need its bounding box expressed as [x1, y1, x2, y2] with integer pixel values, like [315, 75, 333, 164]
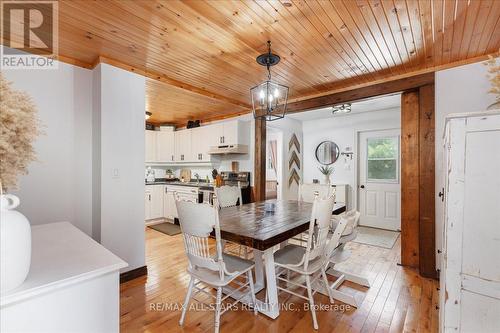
[54, 0, 500, 125]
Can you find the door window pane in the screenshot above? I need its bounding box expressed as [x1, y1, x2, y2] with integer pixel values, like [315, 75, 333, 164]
[367, 137, 399, 182]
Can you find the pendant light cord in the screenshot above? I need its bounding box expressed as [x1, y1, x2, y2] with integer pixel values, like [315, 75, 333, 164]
[267, 40, 272, 80]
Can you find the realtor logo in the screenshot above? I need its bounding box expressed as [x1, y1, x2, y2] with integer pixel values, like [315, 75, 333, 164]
[1, 1, 58, 69]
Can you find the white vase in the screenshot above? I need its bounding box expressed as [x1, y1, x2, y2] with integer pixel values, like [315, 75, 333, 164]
[324, 175, 331, 185]
[0, 194, 31, 294]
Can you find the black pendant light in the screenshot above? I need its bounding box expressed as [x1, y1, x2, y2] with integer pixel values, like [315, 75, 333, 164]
[250, 41, 289, 121]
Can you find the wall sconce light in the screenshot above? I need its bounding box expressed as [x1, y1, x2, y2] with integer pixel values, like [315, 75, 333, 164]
[341, 147, 353, 170]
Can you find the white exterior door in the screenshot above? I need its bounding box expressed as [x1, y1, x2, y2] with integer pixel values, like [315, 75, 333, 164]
[358, 129, 401, 231]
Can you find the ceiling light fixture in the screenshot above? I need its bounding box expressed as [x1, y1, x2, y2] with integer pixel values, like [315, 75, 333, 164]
[331, 103, 351, 115]
[145, 111, 152, 120]
[250, 41, 289, 121]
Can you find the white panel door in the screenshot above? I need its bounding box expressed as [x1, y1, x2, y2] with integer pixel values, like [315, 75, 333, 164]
[358, 129, 401, 231]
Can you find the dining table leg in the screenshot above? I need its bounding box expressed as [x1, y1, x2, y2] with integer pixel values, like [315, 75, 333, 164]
[252, 248, 280, 319]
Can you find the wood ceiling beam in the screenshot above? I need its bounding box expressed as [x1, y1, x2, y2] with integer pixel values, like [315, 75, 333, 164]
[286, 72, 435, 113]
[96, 56, 252, 110]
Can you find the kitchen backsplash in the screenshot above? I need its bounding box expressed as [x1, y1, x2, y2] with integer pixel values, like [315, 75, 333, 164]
[145, 165, 240, 181]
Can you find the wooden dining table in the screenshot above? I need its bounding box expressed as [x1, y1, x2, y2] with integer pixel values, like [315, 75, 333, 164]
[218, 199, 346, 319]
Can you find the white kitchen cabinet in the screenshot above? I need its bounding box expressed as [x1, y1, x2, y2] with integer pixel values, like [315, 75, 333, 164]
[191, 126, 212, 162]
[222, 120, 240, 145]
[174, 129, 192, 162]
[163, 190, 176, 221]
[439, 110, 500, 332]
[145, 185, 164, 221]
[156, 130, 175, 162]
[165, 185, 199, 220]
[145, 130, 157, 162]
[144, 187, 152, 220]
[209, 120, 246, 146]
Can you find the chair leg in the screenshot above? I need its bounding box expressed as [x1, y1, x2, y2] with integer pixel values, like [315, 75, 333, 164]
[179, 276, 194, 326]
[247, 270, 257, 314]
[321, 267, 334, 304]
[214, 286, 222, 333]
[305, 275, 319, 330]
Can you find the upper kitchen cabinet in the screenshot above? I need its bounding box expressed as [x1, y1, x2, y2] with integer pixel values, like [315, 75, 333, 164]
[210, 120, 248, 146]
[157, 130, 175, 162]
[191, 126, 212, 162]
[174, 129, 192, 162]
[145, 130, 157, 162]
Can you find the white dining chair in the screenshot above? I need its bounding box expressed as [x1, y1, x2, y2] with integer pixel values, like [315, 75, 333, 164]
[292, 183, 336, 246]
[176, 199, 257, 333]
[298, 183, 334, 203]
[273, 194, 348, 330]
[214, 184, 249, 258]
[325, 210, 370, 308]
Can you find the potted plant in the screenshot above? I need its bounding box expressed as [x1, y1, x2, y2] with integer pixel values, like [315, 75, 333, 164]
[0, 74, 41, 293]
[318, 165, 334, 185]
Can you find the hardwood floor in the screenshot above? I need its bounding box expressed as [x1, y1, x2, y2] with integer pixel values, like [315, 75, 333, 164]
[120, 228, 439, 332]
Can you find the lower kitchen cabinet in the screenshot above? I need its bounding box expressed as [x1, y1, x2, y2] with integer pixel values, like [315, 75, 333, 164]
[145, 185, 164, 221]
[163, 190, 177, 221]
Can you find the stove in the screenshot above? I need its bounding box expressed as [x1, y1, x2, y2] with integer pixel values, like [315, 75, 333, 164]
[201, 172, 252, 205]
[219, 171, 251, 188]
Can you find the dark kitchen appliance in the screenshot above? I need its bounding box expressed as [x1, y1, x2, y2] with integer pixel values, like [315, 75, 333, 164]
[220, 171, 251, 204]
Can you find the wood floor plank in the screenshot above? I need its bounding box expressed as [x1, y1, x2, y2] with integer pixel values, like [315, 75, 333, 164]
[120, 228, 438, 332]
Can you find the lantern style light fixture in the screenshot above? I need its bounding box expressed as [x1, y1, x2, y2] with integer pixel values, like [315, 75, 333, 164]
[250, 41, 289, 121]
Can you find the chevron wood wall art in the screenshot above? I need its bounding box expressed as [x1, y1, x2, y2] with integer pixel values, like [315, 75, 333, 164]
[288, 133, 300, 154]
[288, 150, 301, 170]
[288, 168, 300, 187]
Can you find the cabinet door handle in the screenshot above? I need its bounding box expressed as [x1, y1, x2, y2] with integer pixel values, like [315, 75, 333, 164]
[222, 136, 225, 143]
[149, 194, 151, 201]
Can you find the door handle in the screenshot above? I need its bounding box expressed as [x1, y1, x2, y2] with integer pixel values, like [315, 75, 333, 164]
[360, 185, 365, 189]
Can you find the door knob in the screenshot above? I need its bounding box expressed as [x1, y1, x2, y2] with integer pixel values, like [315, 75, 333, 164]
[360, 185, 365, 189]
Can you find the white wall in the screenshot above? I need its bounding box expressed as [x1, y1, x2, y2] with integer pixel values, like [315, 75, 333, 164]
[96, 64, 146, 272]
[435, 60, 497, 255]
[3, 59, 94, 236]
[268, 116, 303, 200]
[302, 108, 401, 209]
[3, 56, 146, 273]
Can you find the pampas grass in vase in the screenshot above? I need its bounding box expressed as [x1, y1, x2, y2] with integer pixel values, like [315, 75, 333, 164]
[0, 73, 41, 293]
[484, 50, 500, 110]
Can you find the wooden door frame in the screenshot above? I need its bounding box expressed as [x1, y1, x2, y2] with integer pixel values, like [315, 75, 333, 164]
[254, 73, 436, 278]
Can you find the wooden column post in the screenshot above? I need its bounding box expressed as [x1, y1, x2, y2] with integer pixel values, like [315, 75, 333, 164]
[418, 84, 436, 278]
[401, 90, 420, 269]
[254, 118, 266, 202]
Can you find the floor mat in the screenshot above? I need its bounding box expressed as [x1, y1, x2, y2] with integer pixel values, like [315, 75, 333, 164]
[148, 222, 181, 236]
[352, 226, 399, 249]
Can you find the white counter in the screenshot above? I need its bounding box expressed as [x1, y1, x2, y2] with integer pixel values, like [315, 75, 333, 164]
[1, 222, 127, 332]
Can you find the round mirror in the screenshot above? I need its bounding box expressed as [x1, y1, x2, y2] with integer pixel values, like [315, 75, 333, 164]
[315, 141, 340, 165]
